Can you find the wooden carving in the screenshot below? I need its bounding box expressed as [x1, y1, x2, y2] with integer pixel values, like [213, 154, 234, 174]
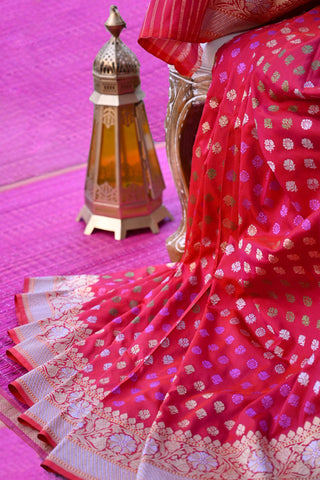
[165, 65, 211, 262]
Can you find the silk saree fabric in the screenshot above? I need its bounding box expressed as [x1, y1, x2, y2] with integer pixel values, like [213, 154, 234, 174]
[6, 6, 320, 480]
[138, 0, 313, 76]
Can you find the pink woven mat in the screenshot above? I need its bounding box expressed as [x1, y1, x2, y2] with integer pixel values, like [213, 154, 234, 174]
[0, 145, 180, 478]
[0, 146, 179, 390]
[0, 0, 169, 186]
[0, 417, 62, 479]
[1, 4, 174, 475]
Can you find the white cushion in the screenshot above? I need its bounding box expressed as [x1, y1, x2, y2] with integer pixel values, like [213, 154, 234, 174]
[200, 32, 244, 70]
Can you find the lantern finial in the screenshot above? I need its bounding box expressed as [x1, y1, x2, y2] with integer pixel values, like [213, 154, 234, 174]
[105, 5, 126, 38]
[77, 5, 172, 239]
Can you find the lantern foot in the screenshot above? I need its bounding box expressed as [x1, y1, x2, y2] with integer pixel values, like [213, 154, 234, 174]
[77, 205, 173, 240]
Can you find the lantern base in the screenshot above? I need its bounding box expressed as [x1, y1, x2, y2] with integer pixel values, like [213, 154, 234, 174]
[77, 204, 173, 240]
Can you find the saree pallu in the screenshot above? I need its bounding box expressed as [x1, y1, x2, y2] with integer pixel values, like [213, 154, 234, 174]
[138, 0, 314, 76]
[6, 7, 320, 480]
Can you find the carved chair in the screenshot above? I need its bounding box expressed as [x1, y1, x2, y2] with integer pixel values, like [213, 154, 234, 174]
[165, 35, 238, 262]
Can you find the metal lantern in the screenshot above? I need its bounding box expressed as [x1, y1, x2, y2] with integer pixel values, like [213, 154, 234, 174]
[78, 5, 171, 239]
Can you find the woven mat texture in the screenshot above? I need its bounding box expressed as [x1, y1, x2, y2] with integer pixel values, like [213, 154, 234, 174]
[1, 0, 169, 186]
[0, 1, 179, 476]
[0, 419, 63, 479]
[0, 146, 180, 479]
[0, 146, 180, 393]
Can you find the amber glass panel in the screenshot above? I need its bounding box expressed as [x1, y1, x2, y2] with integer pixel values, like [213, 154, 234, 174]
[136, 102, 164, 197]
[85, 113, 99, 199]
[87, 115, 98, 175]
[119, 104, 147, 204]
[99, 111, 116, 187]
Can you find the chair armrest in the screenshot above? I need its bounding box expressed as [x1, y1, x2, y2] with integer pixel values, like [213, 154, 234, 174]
[165, 65, 211, 262]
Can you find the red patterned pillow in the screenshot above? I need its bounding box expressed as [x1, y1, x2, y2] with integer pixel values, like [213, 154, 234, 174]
[139, 0, 316, 76]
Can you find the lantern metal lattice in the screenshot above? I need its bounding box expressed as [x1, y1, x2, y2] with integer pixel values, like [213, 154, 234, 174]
[78, 5, 172, 239]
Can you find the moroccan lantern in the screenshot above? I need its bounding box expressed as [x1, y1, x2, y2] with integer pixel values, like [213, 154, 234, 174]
[78, 5, 171, 239]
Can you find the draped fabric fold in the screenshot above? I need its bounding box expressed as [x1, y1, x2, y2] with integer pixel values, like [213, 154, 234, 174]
[3, 4, 320, 480]
[138, 0, 314, 76]
[138, 0, 209, 76]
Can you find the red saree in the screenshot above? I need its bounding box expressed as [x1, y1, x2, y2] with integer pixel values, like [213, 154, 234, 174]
[6, 5, 320, 480]
[138, 0, 314, 76]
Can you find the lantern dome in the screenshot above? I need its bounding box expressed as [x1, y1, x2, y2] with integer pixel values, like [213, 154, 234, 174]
[93, 38, 140, 77]
[92, 5, 141, 97]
